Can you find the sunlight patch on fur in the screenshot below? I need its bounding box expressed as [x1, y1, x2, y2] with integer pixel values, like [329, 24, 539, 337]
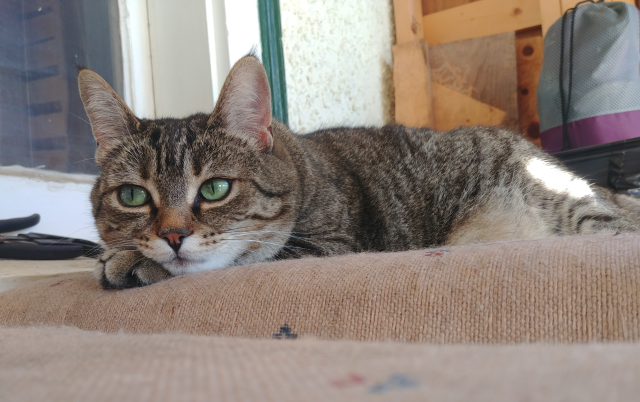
[526, 158, 593, 198]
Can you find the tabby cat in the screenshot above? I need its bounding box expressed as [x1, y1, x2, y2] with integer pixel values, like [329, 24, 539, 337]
[78, 55, 640, 289]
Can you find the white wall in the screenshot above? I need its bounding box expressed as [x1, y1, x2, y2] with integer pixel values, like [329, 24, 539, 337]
[0, 167, 98, 242]
[280, 0, 395, 133]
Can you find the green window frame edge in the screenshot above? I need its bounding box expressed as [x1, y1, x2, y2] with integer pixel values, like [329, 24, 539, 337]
[258, 0, 288, 125]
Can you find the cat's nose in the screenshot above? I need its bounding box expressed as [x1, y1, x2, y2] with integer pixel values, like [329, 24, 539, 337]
[159, 229, 191, 252]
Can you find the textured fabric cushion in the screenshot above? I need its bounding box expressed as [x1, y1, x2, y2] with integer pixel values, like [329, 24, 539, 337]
[0, 233, 639, 343]
[2, 325, 640, 402]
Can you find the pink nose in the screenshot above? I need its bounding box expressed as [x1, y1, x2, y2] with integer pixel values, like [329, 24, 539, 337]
[159, 229, 191, 252]
[162, 232, 184, 245]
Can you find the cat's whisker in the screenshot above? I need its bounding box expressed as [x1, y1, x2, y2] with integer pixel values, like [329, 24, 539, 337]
[103, 242, 138, 249]
[223, 221, 315, 235]
[105, 241, 139, 248]
[102, 240, 140, 251]
[226, 230, 327, 251]
[61, 225, 99, 237]
[224, 224, 314, 235]
[222, 239, 289, 256]
[224, 226, 331, 237]
[69, 112, 91, 126]
[37, 226, 100, 249]
[222, 238, 315, 253]
[99, 246, 138, 253]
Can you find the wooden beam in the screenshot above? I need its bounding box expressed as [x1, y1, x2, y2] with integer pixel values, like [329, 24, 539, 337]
[515, 27, 543, 146]
[422, 0, 541, 45]
[421, 0, 474, 15]
[539, 0, 561, 36]
[432, 83, 507, 131]
[393, 0, 424, 45]
[393, 39, 434, 128]
[418, 0, 638, 44]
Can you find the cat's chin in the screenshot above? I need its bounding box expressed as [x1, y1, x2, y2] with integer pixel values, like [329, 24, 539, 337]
[159, 254, 239, 276]
[141, 237, 284, 277]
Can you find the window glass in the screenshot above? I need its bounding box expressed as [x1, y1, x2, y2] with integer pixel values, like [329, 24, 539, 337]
[0, 0, 122, 174]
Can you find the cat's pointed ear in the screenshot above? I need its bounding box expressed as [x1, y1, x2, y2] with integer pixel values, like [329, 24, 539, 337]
[77, 68, 141, 162]
[209, 55, 273, 151]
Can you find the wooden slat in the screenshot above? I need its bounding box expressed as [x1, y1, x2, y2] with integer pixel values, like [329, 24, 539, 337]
[421, 0, 474, 15]
[393, 39, 434, 128]
[432, 83, 507, 131]
[422, 0, 541, 45]
[539, 0, 561, 36]
[394, 0, 424, 45]
[429, 32, 520, 132]
[515, 27, 543, 146]
[418, 0, 638, 43]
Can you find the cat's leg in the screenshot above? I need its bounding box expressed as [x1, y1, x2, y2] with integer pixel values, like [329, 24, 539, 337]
[565, 189, 640, 235]
[445, 201, 552, 245]
[445, 190, 640, 246]
[95, 248, 172, 289]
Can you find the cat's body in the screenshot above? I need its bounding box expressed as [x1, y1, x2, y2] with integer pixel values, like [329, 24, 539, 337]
[79, 55, 640, 289]
[271, 123, 640, 254]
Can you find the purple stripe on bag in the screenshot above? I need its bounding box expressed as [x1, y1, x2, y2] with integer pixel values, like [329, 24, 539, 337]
[540, 110, 640, 153]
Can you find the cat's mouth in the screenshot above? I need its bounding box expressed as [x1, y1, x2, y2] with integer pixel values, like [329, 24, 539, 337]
[143, 238, 250, 275]
[171, 255, 198, 267]
[173, 256, 188, 264]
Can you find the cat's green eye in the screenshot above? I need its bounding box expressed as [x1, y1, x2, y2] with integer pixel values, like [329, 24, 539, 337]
[200, 179, 231, 201]
[118, 185, 150, 207]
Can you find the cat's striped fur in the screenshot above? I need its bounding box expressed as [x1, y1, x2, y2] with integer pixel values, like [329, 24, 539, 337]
[79, 55, 640, 289]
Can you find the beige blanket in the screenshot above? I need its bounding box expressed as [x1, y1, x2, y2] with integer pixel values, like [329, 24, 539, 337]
[1, 325, 640, 402]
[1, 233, 639, 342]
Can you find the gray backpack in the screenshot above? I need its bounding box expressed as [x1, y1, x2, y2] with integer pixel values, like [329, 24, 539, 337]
[537, 1, 640, 153]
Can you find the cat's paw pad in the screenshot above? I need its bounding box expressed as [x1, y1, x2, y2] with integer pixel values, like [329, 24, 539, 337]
[95, 250, 171, 289]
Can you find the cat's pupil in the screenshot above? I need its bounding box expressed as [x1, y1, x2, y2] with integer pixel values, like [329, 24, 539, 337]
[119, 185, 149, 206]
[200, 179, 230, 201]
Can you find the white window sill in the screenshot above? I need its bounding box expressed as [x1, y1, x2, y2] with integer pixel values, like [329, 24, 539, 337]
[0, 166, 99, 242]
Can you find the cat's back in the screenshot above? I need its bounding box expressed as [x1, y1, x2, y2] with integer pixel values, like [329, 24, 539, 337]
[297, 124, 542, 180]
[290, 124, 546, 249]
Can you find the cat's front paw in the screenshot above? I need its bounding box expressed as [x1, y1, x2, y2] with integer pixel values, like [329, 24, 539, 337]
[95, 248, 172, 289]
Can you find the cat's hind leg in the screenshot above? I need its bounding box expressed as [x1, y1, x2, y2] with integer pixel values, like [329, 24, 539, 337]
[445, 190, 639, 246]
[444, 200, 552, 245]
[564, 189, 640, 235]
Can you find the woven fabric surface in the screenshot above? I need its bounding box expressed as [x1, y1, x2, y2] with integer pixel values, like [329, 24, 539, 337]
[0, 233, 639, 343]
[1, 325, 640, 402]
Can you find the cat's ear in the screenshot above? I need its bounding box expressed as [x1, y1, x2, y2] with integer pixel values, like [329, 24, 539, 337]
[209, 55, 273, 152]
[77, 68, 141, 162]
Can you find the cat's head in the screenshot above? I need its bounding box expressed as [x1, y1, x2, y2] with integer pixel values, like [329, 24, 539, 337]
[79, 55, 299, 276]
